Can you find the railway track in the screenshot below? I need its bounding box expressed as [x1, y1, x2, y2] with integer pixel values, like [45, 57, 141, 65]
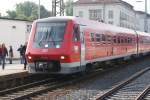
[0, 64, 119, 100]
[136, 85, 150, 100]
[0, 74, 53, 91]
[0, 59, 147, 100]
[92, 67, 150, 100]
[0, 76, 61, 100]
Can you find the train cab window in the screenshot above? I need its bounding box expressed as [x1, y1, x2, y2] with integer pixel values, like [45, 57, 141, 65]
[73, 25, 80, 42]
[96, 34, 100, 42]
[91, 33, 95, 42]
[33, 22, 66, 48]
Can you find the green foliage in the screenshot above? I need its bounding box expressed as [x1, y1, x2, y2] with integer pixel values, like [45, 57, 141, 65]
[65, 0, 73, 16]
[6, 10, 17, 19]
[40, 5, 51, 18]
[6, 1, 50, 20]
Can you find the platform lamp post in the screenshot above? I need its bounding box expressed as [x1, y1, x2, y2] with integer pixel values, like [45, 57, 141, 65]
[38, 0, 41, 19]
[136, 0, 148, 32]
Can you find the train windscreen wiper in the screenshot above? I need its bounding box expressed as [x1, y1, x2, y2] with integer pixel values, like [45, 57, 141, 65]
[38, 30, 48, 46]
[48, 27, 56, 47]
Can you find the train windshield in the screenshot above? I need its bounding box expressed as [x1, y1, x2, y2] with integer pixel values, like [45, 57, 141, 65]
[33, 22, 66, 48]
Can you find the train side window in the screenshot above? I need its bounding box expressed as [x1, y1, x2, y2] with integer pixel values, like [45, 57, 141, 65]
[127, 37, 130, 43]
[141, 38, 143, 44]
[73, 25, 80, 42]
[118, 36, 120, 44]
[130, 38, 132, 44]
[121, 36, 124, 44]
[102, 34, 106, 42]
[133, 37, 135, 43]
[113, 36, 117, 44]
[125, 37, 127, 43]
[107, 35, 111, 44]
[96, 34, 100, 42]
[123, 37, 125, 43]
[91, 33, 95, 42]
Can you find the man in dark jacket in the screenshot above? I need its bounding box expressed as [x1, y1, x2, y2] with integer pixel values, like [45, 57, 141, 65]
[17, 45, 23, 64]
[22, 42, 27, 70]
[0, 44, 2, 65]
[9, 46, 13, 64]
[2, 43, 8, 70]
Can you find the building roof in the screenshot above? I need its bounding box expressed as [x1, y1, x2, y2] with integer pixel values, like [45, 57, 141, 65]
[135, 11, 150, 17]
[0, 17, 32, 22]
[74, 0, 133, 9]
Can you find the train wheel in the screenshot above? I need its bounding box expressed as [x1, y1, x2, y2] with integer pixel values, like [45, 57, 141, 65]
[80, 64, 92, 76]
[85, 63, 93, 73]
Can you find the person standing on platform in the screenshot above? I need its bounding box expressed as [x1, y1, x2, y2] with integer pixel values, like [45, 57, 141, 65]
[1, 43, 8, 70]
[0, 44, 2, 65]
[22, 42, 27, 70]
[9, 46, 13, 64]
[17, 45, 23, 64]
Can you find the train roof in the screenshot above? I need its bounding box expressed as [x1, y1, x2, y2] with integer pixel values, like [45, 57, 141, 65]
[136, 31, 150, 37]
[73, 17, 135, 35]
[36, 16, 74, 23]
[36, 16, 150, 36]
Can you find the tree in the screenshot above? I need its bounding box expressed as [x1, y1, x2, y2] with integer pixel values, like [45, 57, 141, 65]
[65, 0, 73, 16]
[6, 1, 51, 20]
[6, 10, 17, 19]
[40, 5, 51, 18]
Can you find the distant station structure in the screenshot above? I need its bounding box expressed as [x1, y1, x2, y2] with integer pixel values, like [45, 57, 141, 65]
[135, 11, 150, 33]
[0, 18, 32, 58]
[52, 0, 64, 16]
[73, 0, 150, 32]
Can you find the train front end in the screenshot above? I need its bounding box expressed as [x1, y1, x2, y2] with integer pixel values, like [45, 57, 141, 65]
[26, 17, 81, 74]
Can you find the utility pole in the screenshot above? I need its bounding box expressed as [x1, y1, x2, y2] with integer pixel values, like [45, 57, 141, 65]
[144, 0, 148, 32]
[136, 0, 148, 32]
[103, 0, 105, 23]
[68, 0, 72, 15]
[52, 0, 64, 16]
[38, 0, 40, 19]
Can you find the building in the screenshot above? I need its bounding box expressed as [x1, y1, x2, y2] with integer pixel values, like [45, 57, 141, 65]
[135, 11, 150, 32]
[0, 18, 32, 58]
[73, 0, 150, 32]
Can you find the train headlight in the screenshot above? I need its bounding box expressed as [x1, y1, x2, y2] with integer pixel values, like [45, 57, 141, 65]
[28, 56, 32, 60]
[45, 44, 48, 48]
[60, 56, 65, 60]
[56, 44, 60, 48]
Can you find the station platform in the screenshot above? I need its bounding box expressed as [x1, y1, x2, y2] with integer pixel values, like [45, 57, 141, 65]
[0, 63, 28, 82]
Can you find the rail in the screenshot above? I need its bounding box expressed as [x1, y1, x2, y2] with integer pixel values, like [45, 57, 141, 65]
[92, 67, 150, 100]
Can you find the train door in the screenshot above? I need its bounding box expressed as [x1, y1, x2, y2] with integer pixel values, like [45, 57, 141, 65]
[134, 31, 139, 56]
[80, 25, 86, 70]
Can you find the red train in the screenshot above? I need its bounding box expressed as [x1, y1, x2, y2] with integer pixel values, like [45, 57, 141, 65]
[25, 16, 150, 74]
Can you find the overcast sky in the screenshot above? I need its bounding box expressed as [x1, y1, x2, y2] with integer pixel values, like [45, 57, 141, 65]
[0, 0, 149, 16]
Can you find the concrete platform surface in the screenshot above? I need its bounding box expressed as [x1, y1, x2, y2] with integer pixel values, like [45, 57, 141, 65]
[0, 64, 28, 81]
